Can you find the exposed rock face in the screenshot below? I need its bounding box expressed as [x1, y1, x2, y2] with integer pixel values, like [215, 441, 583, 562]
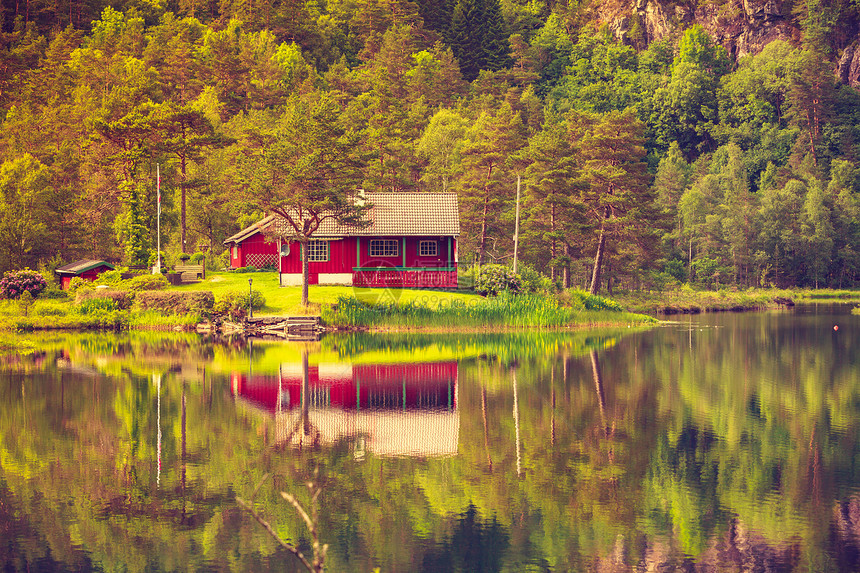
[605, 0, 797, 58]
[838, 42, 860, 87]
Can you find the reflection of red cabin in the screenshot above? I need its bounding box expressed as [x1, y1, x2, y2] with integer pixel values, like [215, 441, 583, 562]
[232, 362, 458, 413]
[222, 215, 279, 269]
[232, 361, 459, 457]
[222, 193, 459, 288]
[55, 259, 115, 289]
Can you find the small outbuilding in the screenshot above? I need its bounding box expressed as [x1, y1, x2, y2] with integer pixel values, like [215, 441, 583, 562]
[55, 260, 115, 289]
[223, 215, 280, 269]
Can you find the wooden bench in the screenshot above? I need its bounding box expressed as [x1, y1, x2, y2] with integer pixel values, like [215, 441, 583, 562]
[174, 264, 205, 282]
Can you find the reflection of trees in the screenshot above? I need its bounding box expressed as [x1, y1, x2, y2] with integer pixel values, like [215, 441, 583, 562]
[4, 321, 860, 571]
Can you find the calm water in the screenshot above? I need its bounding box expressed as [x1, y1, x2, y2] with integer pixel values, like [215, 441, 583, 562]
[2, 304, 859, 572]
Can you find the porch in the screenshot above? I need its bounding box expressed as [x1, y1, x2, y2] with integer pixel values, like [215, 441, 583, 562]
[352, 266, 458, 289]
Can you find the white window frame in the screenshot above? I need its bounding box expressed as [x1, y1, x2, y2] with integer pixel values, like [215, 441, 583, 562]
[419, 240, 438, 257]
[369, 239, 398, 257]
[307, 240, 329, 262]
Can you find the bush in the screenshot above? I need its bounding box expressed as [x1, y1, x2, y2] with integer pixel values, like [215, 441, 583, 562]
[38, 286, 68, 300]
[475, 265, 522, 296]
[259, 262, 277, 272]
[189, 252, 205, 264]
[94, 267, 125, 286]
[568, 289, 624, 312]
[123, 273, 170, 292]
[232, 265, 258, 273]
[67, 277, 94, 295]
[517, 263, 553, 294]
[0, 269, 47, 299]
[179, 253, 191, 262]
[213, 290, 265, 319]
[136, 291, 215, 314]
[75, 289, 135, 310]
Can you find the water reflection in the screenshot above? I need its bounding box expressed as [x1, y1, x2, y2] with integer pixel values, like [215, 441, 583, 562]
[233, 357, 459, 457]
[1, 311, 859, 571]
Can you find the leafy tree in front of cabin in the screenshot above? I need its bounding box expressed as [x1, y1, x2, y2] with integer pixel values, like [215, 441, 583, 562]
[235, 91, 368, 306]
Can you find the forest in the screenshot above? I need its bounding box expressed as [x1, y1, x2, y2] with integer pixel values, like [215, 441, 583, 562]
[2, 0, 860, 291]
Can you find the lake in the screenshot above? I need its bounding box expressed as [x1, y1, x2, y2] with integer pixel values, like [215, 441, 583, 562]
[1, 303, 859, 572]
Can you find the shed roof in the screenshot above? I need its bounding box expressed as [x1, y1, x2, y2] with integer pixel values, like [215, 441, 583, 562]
[273, 192, 460, 238]
[223, 214, 276, 245]
[55, 259, 115, 275]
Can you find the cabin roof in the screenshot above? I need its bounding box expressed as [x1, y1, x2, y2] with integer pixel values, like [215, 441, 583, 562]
[271, 192, 460, 238]
[55, 259, 115, 275]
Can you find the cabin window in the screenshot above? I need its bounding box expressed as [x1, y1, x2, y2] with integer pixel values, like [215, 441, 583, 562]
[232, 245, 238, 259]
[419, 240, 438, 257]
[369, 239, 398, 257]
[307, 240, 329, 262]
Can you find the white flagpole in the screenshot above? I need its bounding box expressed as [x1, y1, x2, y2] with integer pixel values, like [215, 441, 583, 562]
[155, 164, 161, 274]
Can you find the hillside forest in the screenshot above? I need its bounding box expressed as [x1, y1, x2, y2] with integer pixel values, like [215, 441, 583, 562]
[3, 0, 860, 292]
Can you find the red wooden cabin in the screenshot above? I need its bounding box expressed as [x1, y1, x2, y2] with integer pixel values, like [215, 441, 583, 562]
[55, 260, 115, 289]
[224, 193, 459, 289]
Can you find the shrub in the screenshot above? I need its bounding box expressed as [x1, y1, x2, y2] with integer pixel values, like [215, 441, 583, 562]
[568, 289, 624, 312]
[123, 273, 170, 292]
[95, 268, 125, 285]
[178, 253, 191, 262]
[517, 263, 553, 294]
[214, 290, 265, 319]
[75, 289, 135, 310]
[475, 265, 522, 296]
[189, 252, 205, 264]
[136, 291, 215, 314]
[0, 269, 47, 299]
[38, 286, 68, 300]
[232, 265, 258, 273]
[67, 277, 94, 295]
[259, 262, 277, 272]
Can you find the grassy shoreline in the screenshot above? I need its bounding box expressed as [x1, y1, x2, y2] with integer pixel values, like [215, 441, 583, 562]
[10, 272, 856, 333]
[611, 287, 860, 315]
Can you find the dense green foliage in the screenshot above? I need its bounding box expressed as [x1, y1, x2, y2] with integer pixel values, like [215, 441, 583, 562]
[3, 0, 860, 291]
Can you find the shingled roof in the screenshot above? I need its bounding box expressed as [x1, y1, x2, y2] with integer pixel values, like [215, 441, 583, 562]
[223, 214, 276, 245]
[269, 192, 460, 238]
[55, 259, 115, 275]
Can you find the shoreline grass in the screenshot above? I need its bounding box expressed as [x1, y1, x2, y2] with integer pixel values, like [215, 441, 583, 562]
[322, 292, 657, 330]
[16, 271, 857, 332]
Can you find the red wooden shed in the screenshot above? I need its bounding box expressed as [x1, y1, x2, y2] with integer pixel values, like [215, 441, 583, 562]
[225, 192, 460, 289]
[223, 215, 279, 269]
[55, 260, 115, 290]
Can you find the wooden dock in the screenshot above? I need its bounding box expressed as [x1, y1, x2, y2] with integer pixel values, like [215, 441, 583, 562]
[210, 316, 323, 340]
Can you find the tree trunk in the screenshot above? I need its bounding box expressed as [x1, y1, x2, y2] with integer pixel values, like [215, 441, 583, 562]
[563, 244, 572, 289]
[589, 207, 610, 295]
[181, 154, 187, 253]
[301, 240, 309, 306]
[478, 192, 489, 265]
[550, 204, 557, 282]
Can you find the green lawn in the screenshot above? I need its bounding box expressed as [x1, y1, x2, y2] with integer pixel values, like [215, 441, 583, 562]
[173, 271, 483, 315]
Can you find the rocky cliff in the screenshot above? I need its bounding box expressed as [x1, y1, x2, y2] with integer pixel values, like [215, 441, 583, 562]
[599, 0, 860, 85]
